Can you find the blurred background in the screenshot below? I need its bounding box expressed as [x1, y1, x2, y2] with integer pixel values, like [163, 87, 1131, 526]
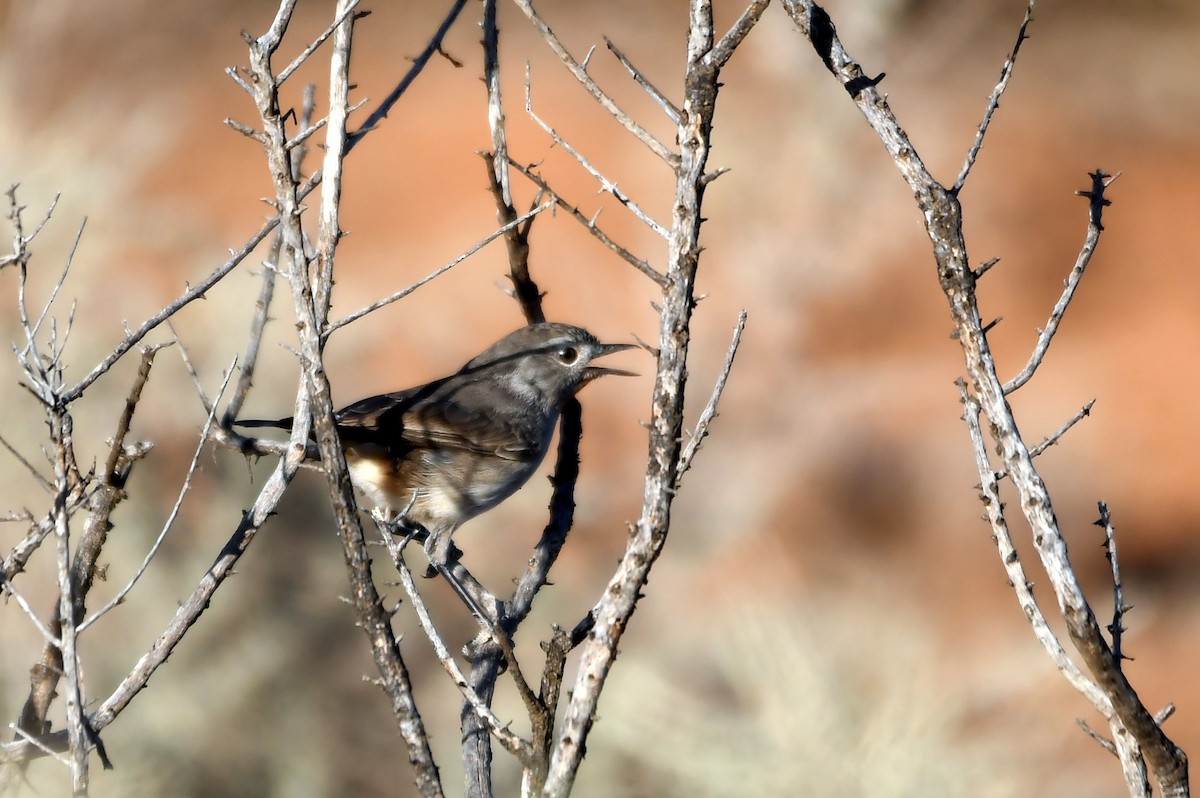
[2, 1, 1199, 795]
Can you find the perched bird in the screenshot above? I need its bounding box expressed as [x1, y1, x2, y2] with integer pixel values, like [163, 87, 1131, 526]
[238, 322, 634, 570]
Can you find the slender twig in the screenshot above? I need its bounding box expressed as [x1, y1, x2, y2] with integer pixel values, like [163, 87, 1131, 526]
[604, 37, 680, 123]
[1032, 399, 1096, 458]
[525, 69, 669, 239]
[510, 0, 680, 167]
[325, 202, 551, 335]
[507, 158, 667, 288]
[223, 240, 281, 425]
[676, 309, 746, 488]
[79, 362, 236, 633]
[388, 538, 535, 764]
[1079, 719, 1120, 756]
[347, 0, 470, 152]
[707, 0, 772, 69]
[1095, 502, 1132, 667]
[0, 572, 60, 645]
[223, 116, 265, 143]
[951, 0, 1034, 194]
[482, 0, 513, 214]
[59, 172, 316, 405]
[278, 0, 364, 84]
[0, 432, 52, 493]
[974, 256, 1001, 278]
[6, 724, 70, 767]
[994, 398, 1095, 481]
[1003, 171, 1118, 395]
[51, 413, 90, 788]
[2, 498, 89, 587]
[27, 218, 85, 347]
[482, 0, 546, 327]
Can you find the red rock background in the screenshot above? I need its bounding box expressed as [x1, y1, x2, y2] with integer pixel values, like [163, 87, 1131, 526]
[2, 1, 1198, 796]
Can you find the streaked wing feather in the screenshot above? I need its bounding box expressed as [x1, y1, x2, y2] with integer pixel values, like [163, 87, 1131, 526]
[335, 386, 535, 461]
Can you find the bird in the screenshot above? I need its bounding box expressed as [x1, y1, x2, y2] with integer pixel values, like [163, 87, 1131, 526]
[237, 322, 635, 571]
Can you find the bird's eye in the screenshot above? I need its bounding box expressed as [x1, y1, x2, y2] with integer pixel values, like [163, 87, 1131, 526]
[556, 346, 579, 364]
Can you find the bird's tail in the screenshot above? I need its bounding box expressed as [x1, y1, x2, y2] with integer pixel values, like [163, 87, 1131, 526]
[235, 417, 295, 431]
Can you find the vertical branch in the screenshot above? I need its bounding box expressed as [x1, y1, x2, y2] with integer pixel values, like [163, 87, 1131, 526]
[482, 0, 543, 323]
[289, 3, 446, 795]
[463, 6, 553, 795]
[51, 410, 89, 794]
[541, 0, 766, 793]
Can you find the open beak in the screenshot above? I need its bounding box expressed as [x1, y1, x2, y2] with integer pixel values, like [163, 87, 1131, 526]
[580, 342, 638, 386]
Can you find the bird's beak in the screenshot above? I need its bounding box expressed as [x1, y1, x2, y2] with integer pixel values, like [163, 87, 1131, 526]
[580, 342, 638, 385]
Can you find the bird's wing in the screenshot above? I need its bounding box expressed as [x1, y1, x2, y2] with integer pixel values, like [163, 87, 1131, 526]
[335, 384, 537, 462]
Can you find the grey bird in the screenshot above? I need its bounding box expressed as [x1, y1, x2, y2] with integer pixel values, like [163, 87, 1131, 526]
[238, 322, 634, 570]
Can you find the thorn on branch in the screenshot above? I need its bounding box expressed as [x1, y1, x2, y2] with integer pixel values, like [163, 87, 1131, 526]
[1075, 169, 1119, 231]
[436, 45, 463, 68]
[845, 72, 886, 98]
[974, 256, 1000, 279]
[1077, 719, 1119, 756]
[1095, 500, 1131, 668]
[808, 4, 838, 74]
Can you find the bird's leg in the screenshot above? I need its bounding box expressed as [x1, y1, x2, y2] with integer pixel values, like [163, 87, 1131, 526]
[422, 526, 462, 578]
[369, 506, 424, 548]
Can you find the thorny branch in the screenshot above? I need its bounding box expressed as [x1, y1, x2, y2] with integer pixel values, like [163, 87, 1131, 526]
[509, 0, 680, 167]
[1003, 170, 1119, 395]
[951, 0, 1034, 194]
[3, 1, 477, 788]
[540, 2, 765, 795]
[676, 309, 746, 489]
[6, 0, 757, 794]
[1095, 502, 1131, 667]
[785, 1, 1187, 795]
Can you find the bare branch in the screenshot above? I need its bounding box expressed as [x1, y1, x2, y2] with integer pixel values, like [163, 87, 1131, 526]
[509, 0, 680, 167]
[223, 116, 266, 143]
[525, 70, 669, 239]
[0, 432, 52, 493]
[222, 239, 281, 426]
[482, 0, 545, 326]
[388, 538, 535, 765]
[676, 309, 746, 488]
[347, 0, 470, 153]
[956, 381, 1109, 707]
[783, 1, 1187, 790]
[1094, 502, 1132, 666]
[604, 37, 680, 123]
[507, 159, 667, 288]
[278, 0, 364, 84]
[994, 398, 1095, 481]
[0, 572, 60, 646]
[27, 218, 86, 349]
[1003, 171, 1118, 394]
[707, 0, 771, 70]
[79, 361, 236, 633]
[543, 1, 741, 792]
[951, 0, 1034, 194]
[325, 201, 552, 336]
